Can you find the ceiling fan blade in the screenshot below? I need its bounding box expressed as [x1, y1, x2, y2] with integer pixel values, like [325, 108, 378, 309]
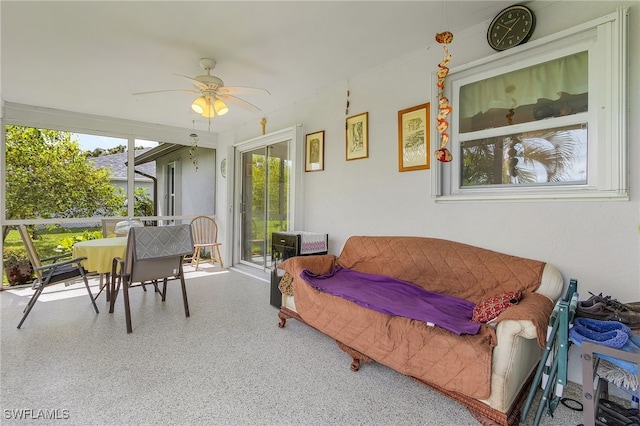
[218, 94, 263, 112]
[218, 86, 270, 96]
[172, 73, 208, 91]
[133, 89, 199, 95]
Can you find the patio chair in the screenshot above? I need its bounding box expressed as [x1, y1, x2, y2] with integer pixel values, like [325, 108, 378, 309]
[109, 224, 193, 333]
[190, 215, 223, 270]
[16, 225, 99, 329]
[99, 218, 144, 296]
[101, 218, 143, 238]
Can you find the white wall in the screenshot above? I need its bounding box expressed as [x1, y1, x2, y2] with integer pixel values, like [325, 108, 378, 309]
[155, 147, 216, 218]
[217, 1, 639, 305]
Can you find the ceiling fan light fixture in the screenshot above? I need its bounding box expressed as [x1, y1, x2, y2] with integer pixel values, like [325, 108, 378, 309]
[191, 96, 207, 114]
[213, 98, 229, 116]
[201, 103, 215, 118]
[191, 96, 216, 117]
[134, 59, 268, 120]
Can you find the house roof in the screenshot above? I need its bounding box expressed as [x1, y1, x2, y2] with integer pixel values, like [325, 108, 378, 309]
[90, 150, 156, 180]
[134, 144, 185, 165]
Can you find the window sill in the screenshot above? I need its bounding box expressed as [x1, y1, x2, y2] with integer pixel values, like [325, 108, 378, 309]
[434, 188, 629, 203]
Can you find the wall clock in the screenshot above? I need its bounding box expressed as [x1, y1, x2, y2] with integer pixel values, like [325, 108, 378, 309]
[220, 158, 227, 178]
[487, 4, 536, 51]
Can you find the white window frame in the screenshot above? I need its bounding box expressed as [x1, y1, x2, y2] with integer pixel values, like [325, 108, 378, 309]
[166, 162, 177, 217]
[432, 9, 628, 202]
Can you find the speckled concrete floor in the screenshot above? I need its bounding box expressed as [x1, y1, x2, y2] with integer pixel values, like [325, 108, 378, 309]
[0, 266, 586, 426]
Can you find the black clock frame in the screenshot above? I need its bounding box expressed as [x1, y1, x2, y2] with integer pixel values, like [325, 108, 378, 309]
[487, 4, 536, 52]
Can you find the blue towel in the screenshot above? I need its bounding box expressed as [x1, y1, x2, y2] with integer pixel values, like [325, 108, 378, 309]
[570, 317, 631, 349]
[570, 317, 639, 376]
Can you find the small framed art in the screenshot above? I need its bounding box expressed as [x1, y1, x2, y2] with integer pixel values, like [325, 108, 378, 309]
[305, 130, 325, 172]
[346, 112, 369, 161]
[398, 103, 430, 171]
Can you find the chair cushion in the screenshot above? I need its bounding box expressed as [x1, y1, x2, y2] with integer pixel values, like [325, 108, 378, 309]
[43, 263, 82, 285]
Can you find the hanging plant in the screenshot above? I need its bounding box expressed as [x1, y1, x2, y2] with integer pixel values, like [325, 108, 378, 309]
[189, 133, 199, 171]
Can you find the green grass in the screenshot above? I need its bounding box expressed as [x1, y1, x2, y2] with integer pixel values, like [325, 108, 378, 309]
[3, 226, 101, 285]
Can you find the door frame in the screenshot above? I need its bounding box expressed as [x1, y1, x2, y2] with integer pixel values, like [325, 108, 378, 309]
[228, 124, 304, 270]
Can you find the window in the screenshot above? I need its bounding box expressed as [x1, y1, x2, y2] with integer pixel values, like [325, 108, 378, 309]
[166, 162, 176, 220]
[435, 9, 628, 201]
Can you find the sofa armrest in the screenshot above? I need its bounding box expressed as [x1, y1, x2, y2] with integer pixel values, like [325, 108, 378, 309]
[278, 254, 336, 313]
[492, 263, 562, 348]
[496, 317, 538, 340]
[483, 319, 544, 412]
[495, 291, 555, 347]
[481, 263, 563, 413]
[278, 254, 336, 279]
[534, 263, 564, 301]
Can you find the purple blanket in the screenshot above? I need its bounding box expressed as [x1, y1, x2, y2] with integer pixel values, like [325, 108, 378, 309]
[300, 267, 481, 335]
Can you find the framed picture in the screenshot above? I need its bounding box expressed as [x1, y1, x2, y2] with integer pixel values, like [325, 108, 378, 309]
[346, 112, 369, 161]
[398, 103, 430, 171]
[305, 130, 325, 172]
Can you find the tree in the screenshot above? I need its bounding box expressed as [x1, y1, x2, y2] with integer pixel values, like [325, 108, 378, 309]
[85, 145, 147, 158]
[249, 152, 289, 234]
[132, 187, 154, 218]
[462, 129, 581, 186]
[4, 125, 124, 222]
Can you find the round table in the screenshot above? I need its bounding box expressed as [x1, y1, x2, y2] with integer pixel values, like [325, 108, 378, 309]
[72, 237, 127, 274]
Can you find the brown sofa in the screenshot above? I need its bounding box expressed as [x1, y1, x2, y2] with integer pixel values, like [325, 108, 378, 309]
[277, 236, 564, 425]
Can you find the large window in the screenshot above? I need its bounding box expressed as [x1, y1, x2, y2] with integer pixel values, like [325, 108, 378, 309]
[435, 9, 628, 201]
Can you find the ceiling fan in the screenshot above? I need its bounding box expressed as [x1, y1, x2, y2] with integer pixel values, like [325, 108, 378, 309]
[133, 58, 270, 118]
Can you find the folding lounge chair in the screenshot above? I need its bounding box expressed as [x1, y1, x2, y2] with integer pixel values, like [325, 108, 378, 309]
[16, 224, 99, 329]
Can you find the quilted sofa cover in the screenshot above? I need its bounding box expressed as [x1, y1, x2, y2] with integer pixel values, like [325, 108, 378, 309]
[278, 236, 563, 423]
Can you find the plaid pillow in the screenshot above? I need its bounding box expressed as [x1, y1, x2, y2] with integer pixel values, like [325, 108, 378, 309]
[472, 291, 522, 323]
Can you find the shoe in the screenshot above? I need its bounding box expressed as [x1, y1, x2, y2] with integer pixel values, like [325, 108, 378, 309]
[620, 301, 640, 313]
[599, 399, 640, 423]
[581, 293, 640, 312]
[577, 294, 640, 329]
[582, 293, 610, 306]
[597, 293, 640, 313]
[597, 406, 640, 426]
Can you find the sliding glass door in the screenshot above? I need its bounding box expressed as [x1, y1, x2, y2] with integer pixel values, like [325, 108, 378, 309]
[240, 141, 290, 268]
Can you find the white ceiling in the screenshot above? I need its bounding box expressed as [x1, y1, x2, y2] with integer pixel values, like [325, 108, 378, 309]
[1, 1, 508, 135]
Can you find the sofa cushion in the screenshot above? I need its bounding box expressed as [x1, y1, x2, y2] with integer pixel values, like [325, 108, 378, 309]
[472, 291, 522, 323]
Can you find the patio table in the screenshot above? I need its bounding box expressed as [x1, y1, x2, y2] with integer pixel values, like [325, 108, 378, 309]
[73, 237, 128, 301]
[72, 237, 127, 274]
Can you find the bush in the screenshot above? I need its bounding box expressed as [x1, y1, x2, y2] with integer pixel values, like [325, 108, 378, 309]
[3, 247, 33, 286]
[56, 230, 102, 252]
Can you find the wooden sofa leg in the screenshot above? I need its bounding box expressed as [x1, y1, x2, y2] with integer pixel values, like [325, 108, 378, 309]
[350, 359, 361, 372]
[278, 307, 301, 328]
[335, 341, 374, 372]
[468, 409, 502, 426]
[278, 310, 289, 328]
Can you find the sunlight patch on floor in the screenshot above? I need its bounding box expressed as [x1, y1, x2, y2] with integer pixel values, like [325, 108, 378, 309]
[4, 266, 228, 303]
